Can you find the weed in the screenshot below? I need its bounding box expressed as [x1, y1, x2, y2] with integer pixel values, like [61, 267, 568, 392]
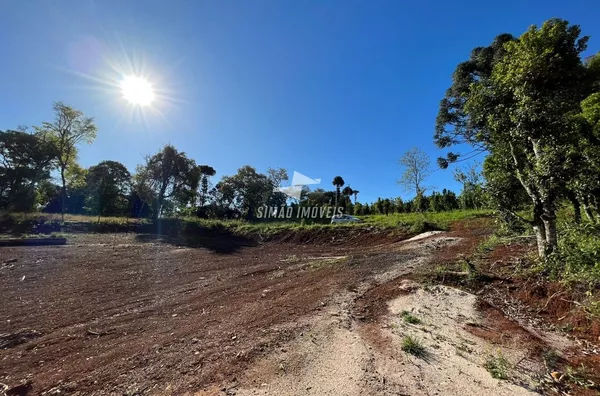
[477, 234, 504, 253]
[401, 310, 422, 325]
[308, 256, 348, 269]
[484, 349, 510, 379]
[544, 222, 600, 289]
[564, 364, 598, 389]
[281, 255, 300, 263]
[401, 335, 426, 357]
[586, 298, 600, 318]
[542, 349, 560, 371]
[460, 257, 485, 283]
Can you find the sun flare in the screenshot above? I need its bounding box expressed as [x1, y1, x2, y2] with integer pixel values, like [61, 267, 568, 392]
[120, 75, 155, 106]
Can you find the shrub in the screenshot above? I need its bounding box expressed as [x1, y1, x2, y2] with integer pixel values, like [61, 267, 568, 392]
[401, 311, 422, 324]
[401, 335, 426, 356]
[546, 222, 600, 288]
[484, 350, 510, 379]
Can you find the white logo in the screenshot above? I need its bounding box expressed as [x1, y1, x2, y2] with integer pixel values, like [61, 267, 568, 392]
[276, 171, 321, 200]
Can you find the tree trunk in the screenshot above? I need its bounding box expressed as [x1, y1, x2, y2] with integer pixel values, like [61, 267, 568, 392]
[566, 189, 581, 224]
[582, 195, 596, 223]
[583, 204, 595, 223]
[541, 214, 557, 254]
[592, 189, 600, 215]
[200, 177, 208, 207]
[155, 181, 168, 220]
[60, 166, 66, 222]
[532, 203, 548, 259]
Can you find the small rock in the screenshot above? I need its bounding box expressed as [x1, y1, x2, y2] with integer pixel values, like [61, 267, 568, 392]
[3, 258, 18, 264]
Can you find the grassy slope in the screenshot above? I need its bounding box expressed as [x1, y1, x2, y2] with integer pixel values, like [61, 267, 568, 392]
[1, 209, 491, 237]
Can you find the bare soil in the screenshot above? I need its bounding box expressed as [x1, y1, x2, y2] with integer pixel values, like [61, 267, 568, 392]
[0, 222, 598, 395]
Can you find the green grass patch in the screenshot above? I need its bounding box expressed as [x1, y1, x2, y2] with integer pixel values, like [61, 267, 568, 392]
[484, 350, 510, 379]
[401, 310, 422, 324]
[361, 209, 491, 230]
[1, 209, 491, 240]
[3, 212, 150, 225]
[401, 335, 426, 356]
[308, 256, 349, 269]
[477, 234, 506, 253]
[544, 222, 600, 289]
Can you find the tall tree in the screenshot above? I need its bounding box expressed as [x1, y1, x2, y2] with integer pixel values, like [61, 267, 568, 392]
[41, 102, 97, 221]
[198, 165, 216, 207]
[302, 188, 335, 207]
[0, 129, 58, 211]
[218, 166, 272, 219]
[332, 176, 345, 206]
[266, 167, 289, 207]
[63, 163, 88, 214]
[453, 163, 487, 210]
[572, 54, 600, 222]
[436, 19, 594, 257]
[352, 189, 360, 204]
[137, 145, 201, 218]
[85, 161, 132, 217]
[398, 147, 431, 198]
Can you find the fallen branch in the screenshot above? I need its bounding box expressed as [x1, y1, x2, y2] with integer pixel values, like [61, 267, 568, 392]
[537, 291, 566, 314]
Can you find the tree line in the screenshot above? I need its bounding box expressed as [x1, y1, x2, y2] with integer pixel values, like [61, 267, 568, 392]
[1, 102, 484, 221]
[0, 104, 358, 220]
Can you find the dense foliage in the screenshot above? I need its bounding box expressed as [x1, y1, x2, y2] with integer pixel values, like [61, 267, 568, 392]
[436, 18, 600, 258]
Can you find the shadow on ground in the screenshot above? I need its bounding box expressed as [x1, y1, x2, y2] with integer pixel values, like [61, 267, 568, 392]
[134, 232, 258, 254]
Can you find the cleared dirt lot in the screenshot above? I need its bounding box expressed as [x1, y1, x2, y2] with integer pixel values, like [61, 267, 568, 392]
[1, 225, 585, 395]
[0, 231, 422, 395]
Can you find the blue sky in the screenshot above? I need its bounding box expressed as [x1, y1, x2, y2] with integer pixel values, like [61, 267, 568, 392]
[1, 0, 599, 204]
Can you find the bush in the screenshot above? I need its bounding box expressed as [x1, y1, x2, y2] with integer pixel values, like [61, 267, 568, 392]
[401, 311, 422, 324]
[401, 335, 426, 356]
[546, 222, 600, 288]
[408, 218, 439, 234]
[484, 350, 510, 379]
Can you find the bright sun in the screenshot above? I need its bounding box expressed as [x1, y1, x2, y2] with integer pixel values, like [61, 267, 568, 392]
[120, 75, 155, 106]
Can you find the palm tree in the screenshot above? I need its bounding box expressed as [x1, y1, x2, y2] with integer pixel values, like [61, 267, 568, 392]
[352, 189, 360, 204]
[332, 176, 345, 206]
[342, 185, 354, 201]
[342, 186, 354, 210]
[198, 165, 216, 207]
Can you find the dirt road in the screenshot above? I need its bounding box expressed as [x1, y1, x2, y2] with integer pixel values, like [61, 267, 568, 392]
[0, 228, 576, 395]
